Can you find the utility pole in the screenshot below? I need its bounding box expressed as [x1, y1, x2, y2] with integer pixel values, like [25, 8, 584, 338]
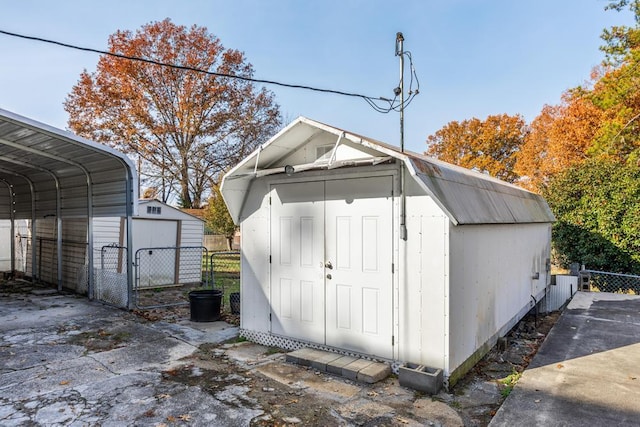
[395, 32, 407, 240]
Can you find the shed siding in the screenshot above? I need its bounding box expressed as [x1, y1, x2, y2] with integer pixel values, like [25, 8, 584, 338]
[179, 219, 204, 247]
[178, 219, 205, 283]
[447, 223, 551, 376]
[239, 179, 271, 333]
[93, 217, 122, 249]
[399, 190, 449, 370]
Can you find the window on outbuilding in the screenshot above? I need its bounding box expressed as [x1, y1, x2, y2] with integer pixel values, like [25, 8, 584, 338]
[146, 206, 161, 215]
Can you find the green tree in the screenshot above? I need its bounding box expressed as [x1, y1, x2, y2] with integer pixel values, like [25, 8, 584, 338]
[543, 158, 640, 273]
[204, 184, 236, 250]
[65, 18, 281, 208]
[600, 0, 640, 65]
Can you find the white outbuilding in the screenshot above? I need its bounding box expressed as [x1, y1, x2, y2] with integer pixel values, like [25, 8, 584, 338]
[221, 117, 555, 386]
[92, 199, 205, 290]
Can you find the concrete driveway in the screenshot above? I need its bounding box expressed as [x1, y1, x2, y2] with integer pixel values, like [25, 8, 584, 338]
[0, 280, 468, 426]
[490, 292, 640, 426]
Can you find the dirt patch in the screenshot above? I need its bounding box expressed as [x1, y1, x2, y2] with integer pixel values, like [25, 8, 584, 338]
[66, 327, 133, 353]
[163, 345, 341, 426]
[132, 285, 240, 326]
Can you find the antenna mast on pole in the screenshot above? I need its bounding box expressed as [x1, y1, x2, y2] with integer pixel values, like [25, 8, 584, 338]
[395, 32, 407, 240]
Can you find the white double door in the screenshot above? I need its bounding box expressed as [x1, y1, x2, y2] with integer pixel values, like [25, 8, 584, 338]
[270, 176, 394, 359]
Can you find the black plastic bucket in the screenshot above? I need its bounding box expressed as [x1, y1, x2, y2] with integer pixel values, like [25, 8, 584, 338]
[189, 289, 223, 322]
[230, 292, 241, 315]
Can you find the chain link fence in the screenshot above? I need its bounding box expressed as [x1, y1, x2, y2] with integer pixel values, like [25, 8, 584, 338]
[210, 251, 240, 314]
[580, 269, 640, 294]
[134, 246, 210, 309]
[98, 245, 128, 307]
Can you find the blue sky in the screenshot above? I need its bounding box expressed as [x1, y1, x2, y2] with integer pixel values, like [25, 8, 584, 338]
[0, 1, 635, 154]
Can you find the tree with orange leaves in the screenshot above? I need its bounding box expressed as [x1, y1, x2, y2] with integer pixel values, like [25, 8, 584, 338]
[425, 114, 527, 183]
[515, 89, 603, 192]
[65, 19, 281, 208]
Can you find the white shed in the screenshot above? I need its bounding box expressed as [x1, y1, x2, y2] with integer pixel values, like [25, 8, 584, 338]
[92, 199, 205, 289]
[221, 117, 555, 386]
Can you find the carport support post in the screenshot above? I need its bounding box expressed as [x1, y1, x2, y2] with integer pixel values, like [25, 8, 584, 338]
[119, 156, 135, 310]
[9, 188, 14, 273]
[86, 176, 94, 300]
[126, 214, 133, 308]
[0, 180, 16, 274]
[57, 216, 62, 291]
[0, 169, 36, 282]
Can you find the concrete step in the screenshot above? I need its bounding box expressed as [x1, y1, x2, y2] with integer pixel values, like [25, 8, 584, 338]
[286, 348, 390, 384]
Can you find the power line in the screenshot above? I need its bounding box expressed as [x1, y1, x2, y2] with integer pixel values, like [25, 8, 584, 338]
[0, 28, 418, 113]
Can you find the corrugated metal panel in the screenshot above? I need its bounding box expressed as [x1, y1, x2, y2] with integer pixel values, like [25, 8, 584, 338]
[0, 108, 138, 220]
[410, 157, 555, 224]
[25, 218, 88, 290]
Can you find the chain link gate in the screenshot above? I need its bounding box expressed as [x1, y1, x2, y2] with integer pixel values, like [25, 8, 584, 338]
[134, 246, 210, 309]
[98, 245, 129, 308]
[210, 251, 240, 313]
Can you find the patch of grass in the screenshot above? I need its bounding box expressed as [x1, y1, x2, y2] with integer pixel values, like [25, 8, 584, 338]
[265, 346, 283, 356]
[201, 252, 240, 312]
[500, 370, 522, 398]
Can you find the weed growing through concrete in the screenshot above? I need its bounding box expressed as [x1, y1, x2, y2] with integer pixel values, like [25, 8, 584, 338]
[500, 370, 522, 398]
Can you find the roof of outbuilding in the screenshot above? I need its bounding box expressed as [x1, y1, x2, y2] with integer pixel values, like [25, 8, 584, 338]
[138, 199, 204, 222]
[221, 116, 555, 225]
[0, 108, 137, 219]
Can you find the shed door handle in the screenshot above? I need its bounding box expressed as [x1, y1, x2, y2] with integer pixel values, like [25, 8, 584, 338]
[325, 261, 333, 269]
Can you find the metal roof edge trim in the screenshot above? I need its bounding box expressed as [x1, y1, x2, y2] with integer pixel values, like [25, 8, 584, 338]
[221, 116, 555, 226]
[224, 116, 310, 178]
[405, 158, 460, 225]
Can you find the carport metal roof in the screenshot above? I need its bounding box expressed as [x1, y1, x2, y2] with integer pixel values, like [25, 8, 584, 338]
[0, 108, 138, 219]
[0, 108, 137, 295]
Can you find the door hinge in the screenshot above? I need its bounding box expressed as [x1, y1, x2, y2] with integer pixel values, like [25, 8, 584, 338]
[269, 313, 272, 322]
[392, 335, 395, 346]
[392, 263, 394, 274]
[269, 255, 272, 263]
[269, 196, 272, 205]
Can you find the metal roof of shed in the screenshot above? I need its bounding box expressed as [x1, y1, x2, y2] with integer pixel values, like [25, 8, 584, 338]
[222, 117, 555, 225]
[0, 108, 138, 220]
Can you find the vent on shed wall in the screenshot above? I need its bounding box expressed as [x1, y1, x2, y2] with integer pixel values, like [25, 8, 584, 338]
[316, 145, 333, 160]
[147, 206, 162, 215]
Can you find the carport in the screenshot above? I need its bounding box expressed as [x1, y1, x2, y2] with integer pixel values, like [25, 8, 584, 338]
[0, 108, 137, 304]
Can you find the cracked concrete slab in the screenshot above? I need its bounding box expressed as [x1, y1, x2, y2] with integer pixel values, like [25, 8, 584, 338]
[0, 283, 257, 426]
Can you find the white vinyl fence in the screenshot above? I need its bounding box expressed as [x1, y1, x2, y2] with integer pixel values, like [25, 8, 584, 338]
[546, 275, 578, 312]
